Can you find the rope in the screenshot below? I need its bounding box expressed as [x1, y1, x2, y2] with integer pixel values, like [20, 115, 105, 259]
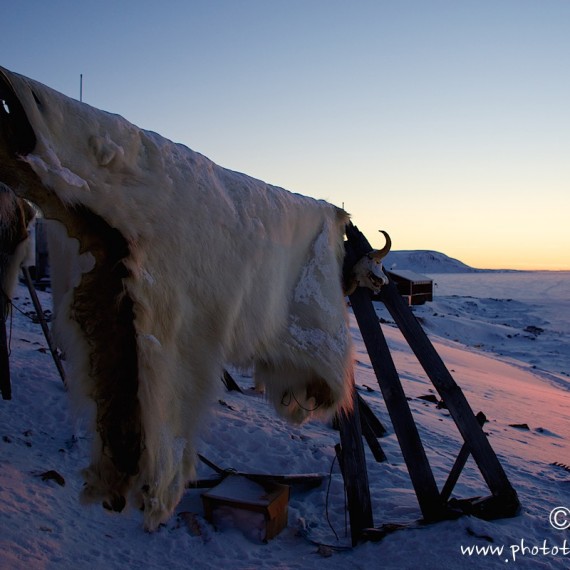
[295, 454, 352, 553]
[325, 454, 340, 541]
[280, 390, 323, 412]
[7, 298, 39, 322]
[2, 286, 41, 324]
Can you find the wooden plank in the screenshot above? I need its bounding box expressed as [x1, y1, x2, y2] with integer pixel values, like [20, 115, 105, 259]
[195, 455, 326, 490]
[357, 392, 386, 437]
[440, 412, 486, 503]
[349, 285, 444, 521]
[221, 369, 244, 393]
[22, 267, 66, 387]
[378, 274, 520, 511]
[0, 291, 11, 400]
[337, 388, 374, 545]
[359, 409, 387, 463]
[357, 390, 387, 463]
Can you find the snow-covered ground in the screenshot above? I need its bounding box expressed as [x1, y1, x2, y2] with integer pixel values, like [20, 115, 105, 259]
[1, 271, 569, 569]
[415, 271, 570, 383]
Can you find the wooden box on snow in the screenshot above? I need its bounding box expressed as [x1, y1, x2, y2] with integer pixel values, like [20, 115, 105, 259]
[201, 475, 289, 541]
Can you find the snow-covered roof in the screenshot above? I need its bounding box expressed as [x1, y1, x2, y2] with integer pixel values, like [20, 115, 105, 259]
[387, 269, 433, 284]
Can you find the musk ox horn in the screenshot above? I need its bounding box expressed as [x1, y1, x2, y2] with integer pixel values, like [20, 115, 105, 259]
[369, 230, 391, 260]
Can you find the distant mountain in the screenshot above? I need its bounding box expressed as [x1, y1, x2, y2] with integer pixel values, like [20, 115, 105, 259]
[383, 250, 480, 274]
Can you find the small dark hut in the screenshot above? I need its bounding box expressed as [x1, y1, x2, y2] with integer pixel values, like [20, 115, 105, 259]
[384, 269, 433, 305]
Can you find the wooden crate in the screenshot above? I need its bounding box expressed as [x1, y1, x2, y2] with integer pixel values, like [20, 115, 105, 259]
[201, 475, 289, 541]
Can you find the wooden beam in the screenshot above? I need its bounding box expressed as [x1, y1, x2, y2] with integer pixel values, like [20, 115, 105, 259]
[348, 285, 444, 520]
[221, 369, 244, 393]
[337, 388, 374, 545]
[195, 454, 326, 490]
[359, 409, 387, 463]
[440, 412, 487, 503]
[345, 222, 444, 520]
[22, 267, 66, 387]
[357, 392, 386, 437]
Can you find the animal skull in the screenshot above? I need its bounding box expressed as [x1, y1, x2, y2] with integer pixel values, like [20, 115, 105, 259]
[346, 230, 391, 295]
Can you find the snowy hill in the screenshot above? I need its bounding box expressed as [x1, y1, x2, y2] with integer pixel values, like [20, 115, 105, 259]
[383, 250, 480, 274]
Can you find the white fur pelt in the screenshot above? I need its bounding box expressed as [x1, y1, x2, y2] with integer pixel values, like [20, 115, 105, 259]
[0, 67, 353, 530]
[0, 183, 35, 307]
[44, 219, 95, 352]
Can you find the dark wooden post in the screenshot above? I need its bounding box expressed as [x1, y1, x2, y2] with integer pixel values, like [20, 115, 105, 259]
[221, 369, 244, 393]
[0, 291, 11, 400]
[349, 285, 444, 520]
[337, 387, 374, 545]
[441, 412, 487, 503]
[22, 267, 66, 386]
[357, 393, 387, 463]
[357, 393, 386, 437]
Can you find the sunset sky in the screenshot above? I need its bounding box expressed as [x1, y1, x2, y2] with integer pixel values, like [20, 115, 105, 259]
[2, 1, 569, 270]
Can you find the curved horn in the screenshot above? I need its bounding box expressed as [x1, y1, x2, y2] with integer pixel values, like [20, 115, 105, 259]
[370, 230, 391, 260]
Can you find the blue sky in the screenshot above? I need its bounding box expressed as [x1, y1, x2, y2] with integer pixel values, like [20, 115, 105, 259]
[2, 1, 569, 269]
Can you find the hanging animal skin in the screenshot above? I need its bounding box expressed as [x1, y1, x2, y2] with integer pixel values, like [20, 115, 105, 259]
[0, 66, 369, 530]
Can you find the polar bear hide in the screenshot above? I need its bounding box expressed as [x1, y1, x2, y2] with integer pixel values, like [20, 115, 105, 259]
[0, 66, 353, 530]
